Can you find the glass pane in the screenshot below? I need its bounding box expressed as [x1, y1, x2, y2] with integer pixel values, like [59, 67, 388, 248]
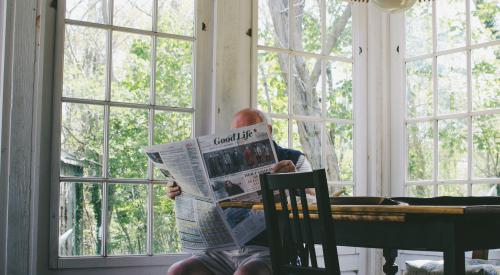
[438, 184, 467, 196]
[472, 45, 500, 111]
[153, 111, 192, 179]
[438, 119, 468, 180]
[472, 184, 500, 196]
[326, 123, 353, 182]
[436, 0, 466, 51]
[326, 61, 352, 119]
[113, 0, 152, 30]
[406, 58, 433, 118]
[107, 184, 147, 255]
[270, 118, 288, 148]
[471, 0, 500, 44]
[437, 52, 467, 115]
[111, 32, 151, 104]
[153, 185, 181, 253]
[293, 120, 322, 169]
[156, 38, 193, 107]
[63, 25, 106, 100]
[157, 0, 194, 36]
[407, 122, 434, 181]
[407, 185, 434, 197]
[66, 0, 108, 24]
[61, 103, 104, 177]
[257, 51, 289, 114]
[154, 111, 192, 144]
[293, 0, 321, 54]
[59, 182, 102, 256]
[326, 0, 352, 57]
[473, 114, 500, 178]
[291, 56, 321, 116]
[330, 185, 354, 197]
[405, 3, 432, 57]
[109, 107, 149, 178]
[258, 0, 288, 48]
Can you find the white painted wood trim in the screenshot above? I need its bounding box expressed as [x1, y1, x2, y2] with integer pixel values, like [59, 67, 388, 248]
[0, 1, 7, 274]
[389, 13, 405, 197]
[0, 0, 39, 274]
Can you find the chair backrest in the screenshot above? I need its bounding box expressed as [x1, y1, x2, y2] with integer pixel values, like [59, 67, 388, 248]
[260, 169, 341, 275]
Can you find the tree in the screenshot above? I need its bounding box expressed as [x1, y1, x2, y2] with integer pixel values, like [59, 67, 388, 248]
[259, 0, 353, 185]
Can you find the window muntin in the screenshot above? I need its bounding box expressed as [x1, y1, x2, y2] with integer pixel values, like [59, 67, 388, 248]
[255, 0, 355, 196]
[57, 0, 196, 258]
[403, 0, 499, 197]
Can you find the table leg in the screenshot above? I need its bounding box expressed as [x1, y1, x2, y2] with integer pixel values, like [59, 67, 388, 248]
[382, 248, 398, 275]
[443, 248, 465, 275]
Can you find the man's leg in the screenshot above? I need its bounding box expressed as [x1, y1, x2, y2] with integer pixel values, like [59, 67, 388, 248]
[234, 260, 271, 275]
[167, 257, 215, 275]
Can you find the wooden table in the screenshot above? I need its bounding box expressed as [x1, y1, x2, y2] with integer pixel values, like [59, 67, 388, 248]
[220, 202, 500, 275]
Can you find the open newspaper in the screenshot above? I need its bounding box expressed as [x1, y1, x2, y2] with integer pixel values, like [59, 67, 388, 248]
[144, 123, 277, 252]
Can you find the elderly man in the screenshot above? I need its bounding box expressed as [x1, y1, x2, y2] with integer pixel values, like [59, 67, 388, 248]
[167, 108, 311, 275]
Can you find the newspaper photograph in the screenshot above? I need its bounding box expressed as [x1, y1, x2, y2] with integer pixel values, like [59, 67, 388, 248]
[144, 123, 277, 251]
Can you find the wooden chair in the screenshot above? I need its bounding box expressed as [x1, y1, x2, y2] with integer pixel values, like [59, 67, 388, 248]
[260, 169, 341, 275]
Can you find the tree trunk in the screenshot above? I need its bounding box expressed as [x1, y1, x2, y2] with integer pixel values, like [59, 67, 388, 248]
[267, 0, 351, 182]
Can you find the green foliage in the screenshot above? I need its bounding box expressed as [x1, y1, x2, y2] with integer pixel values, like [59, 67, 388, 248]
[473, 0, 500, 40]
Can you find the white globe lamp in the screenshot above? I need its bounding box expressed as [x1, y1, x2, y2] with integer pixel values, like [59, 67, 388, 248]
[371, 0, 418, 13]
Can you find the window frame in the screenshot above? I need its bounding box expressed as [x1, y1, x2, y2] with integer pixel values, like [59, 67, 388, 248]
[390, 1, 500, 197]
[250, 0, 368, 196]
[49, 0, 215, 269]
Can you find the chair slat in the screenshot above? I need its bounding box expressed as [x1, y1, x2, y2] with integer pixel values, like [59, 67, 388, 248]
[278, 188, 294, 265]
[299, 188, 318, 268]
[289, 188, 307, 267]
[260, 169, 341, 275]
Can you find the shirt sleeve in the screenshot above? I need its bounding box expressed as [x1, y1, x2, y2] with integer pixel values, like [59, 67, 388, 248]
[295, 155, 312, 172]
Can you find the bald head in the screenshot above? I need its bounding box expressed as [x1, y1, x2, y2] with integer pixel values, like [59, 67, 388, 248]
[231, 108, 273, 133]
[231, 108, 263, 128]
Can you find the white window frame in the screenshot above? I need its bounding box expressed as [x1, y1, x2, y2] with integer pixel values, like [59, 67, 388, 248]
[390, 2, 500, 197]
[250, 0, 368, 197]
[48, 0, 214, 269]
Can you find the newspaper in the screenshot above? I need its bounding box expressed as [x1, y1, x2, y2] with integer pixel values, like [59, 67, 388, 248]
[144, 123, 277, 252]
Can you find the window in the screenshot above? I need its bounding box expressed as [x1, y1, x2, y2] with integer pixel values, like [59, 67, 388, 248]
[52, 0, 202, 267]
[397, 0, 499, 197]
[253, 0, 365, 196]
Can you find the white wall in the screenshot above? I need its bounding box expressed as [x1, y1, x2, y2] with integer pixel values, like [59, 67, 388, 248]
[213, 0, 253, 132]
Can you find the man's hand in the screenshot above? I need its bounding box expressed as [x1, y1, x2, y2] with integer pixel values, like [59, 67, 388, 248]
[167, 182, 181, 199]
[271, 160, 296, 173]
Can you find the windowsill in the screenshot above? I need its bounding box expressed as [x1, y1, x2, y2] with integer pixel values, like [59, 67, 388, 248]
[53, 254, 191, 269]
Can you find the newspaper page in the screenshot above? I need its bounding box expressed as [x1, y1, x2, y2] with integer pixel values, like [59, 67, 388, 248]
[145, 139, 211, 199]
[197, 123, 277, 246]
[145, 140, 238, 251]
[174, 194, 236, 252]
[144, 123, 277, 250]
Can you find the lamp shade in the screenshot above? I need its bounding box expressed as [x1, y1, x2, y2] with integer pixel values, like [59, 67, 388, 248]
[371, 0, 418, 12]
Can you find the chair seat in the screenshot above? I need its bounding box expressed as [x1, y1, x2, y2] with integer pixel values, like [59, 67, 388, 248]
[405, 259, 500, 275]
